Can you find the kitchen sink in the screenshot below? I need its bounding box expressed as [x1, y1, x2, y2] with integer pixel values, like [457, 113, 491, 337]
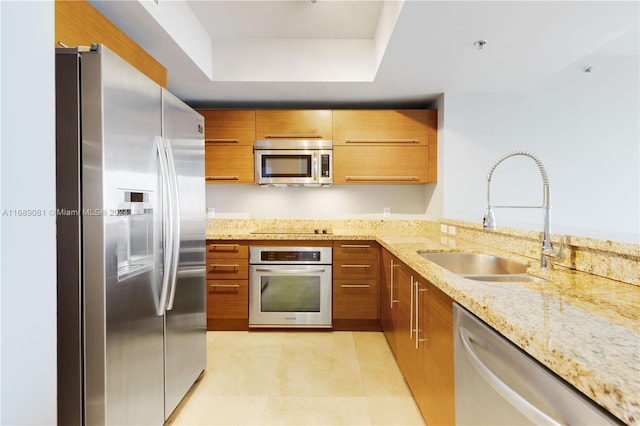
[417, 251, 546, 283]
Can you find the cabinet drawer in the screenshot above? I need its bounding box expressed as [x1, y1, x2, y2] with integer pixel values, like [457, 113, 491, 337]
[333, 279, 378, 320]
[333, 241, 378, 259]
[206, 279, 248, 319]
[333, 262, 378, 279]
[206, 243, 249, 259]
[206, 259, 248, 279]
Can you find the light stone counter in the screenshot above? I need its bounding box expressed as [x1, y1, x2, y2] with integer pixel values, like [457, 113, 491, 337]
[207, 218, 640, 424]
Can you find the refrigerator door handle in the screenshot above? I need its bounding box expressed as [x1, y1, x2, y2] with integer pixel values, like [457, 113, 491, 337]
[156, 136, 174, 316]
[165, 138, 181, 311]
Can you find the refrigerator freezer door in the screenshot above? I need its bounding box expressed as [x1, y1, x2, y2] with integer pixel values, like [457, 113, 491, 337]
[81, 46, 165, 426]
[161, 89, 207, 419]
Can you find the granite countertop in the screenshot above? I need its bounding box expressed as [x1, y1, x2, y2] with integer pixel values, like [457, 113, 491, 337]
[207, 222, 640, 424]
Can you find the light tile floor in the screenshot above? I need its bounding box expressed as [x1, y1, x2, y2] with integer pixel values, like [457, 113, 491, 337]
[168, 331, 426, 426]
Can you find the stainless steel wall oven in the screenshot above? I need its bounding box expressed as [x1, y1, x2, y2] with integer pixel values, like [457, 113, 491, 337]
[249, 246, 332, 328]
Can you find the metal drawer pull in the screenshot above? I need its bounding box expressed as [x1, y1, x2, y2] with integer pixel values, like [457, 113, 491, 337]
[210, 284, 240, 288]
[265, 134, 322, 139]
[340, 284, 371, 288]
[206, 176, 239, 181]
[345, 176, 419, 182]
[345, 139, 420, 144]
[340, 244, 371, 248]
[209, 244, 239, 250]
[210, 264, 239, 269]
[205, 138, 239, 143]
[341, 264, 370, 268]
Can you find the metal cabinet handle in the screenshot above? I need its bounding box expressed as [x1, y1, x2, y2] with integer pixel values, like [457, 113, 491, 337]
[210, 264, 239, 269]
[209, 244, 239, 250]
[206, 176, 240, 181]
[410, 276, 415, 339]
[265, 134, 323, 139]
[415, 281, 429, 348]
[210, 284, 240, 288]
[390, 259, 398, 307]
[340, 284, 371, 288]
[205, 138, 239, 143]
[340, 244, 371, 248]
[345, 176, 419, 182]
[341, 264, 370, 268]
[345, 139, 420, 144]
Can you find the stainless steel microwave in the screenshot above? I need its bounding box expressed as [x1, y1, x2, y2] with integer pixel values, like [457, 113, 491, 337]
[254, 139, 332, 187]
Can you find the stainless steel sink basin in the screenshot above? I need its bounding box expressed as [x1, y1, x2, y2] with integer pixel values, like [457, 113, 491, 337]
[417, 251, 546, 283]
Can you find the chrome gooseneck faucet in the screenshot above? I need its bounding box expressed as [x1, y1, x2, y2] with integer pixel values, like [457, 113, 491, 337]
[483, 151, 562, 270]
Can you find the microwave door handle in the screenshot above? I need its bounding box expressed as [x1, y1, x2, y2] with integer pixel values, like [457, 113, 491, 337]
[312, 152, 317, 181]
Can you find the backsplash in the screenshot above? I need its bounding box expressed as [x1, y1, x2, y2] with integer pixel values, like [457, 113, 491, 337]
[440, 219, 639, 287]
[207, 218, 639, 286]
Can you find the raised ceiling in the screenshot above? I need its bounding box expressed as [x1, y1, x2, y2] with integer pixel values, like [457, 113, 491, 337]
[90, 0, 639, 108]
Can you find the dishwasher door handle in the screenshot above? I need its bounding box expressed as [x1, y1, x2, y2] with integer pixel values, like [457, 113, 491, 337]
[459, 327, 564, 426]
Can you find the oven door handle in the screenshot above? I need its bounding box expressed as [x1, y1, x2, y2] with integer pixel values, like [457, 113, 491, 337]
[254, 267, 328, 274]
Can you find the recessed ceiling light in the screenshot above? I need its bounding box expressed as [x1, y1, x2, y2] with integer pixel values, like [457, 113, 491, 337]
[474, 40, 487, 50]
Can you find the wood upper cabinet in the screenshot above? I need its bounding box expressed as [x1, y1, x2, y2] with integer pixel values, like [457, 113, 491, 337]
[255, 110, 332, 140]
[199, 110, 255, 183]
[332, 241, 379, 323]
[206, 241, 249, 330]
[333, 110, 434, 145]
[55, 0, 167, 88]
[332, 110, 438, 184]
[200, 110, 255, 145]
[333, 145, 430, 184]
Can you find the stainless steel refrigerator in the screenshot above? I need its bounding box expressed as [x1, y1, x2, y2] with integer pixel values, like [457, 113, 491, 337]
[56, 44, 206, 426]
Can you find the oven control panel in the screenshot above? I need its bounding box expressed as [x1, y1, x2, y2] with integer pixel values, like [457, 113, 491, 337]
[249, 247, 332, 265]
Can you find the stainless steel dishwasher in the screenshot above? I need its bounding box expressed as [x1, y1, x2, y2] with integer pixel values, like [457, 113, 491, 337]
[453, 303, 621, 425]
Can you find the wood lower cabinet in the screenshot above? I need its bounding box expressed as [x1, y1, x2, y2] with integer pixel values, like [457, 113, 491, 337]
[199, 110, 255, 183]
[379, 248, 455, 425]
[206, 241, 249, 330]
[332, 241, 380, 330]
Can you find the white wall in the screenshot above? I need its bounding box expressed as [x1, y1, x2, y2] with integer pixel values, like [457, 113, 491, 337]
[441, 53, 639, 243]
[206, 184, 432, 219]
[0, 2, 57, 424]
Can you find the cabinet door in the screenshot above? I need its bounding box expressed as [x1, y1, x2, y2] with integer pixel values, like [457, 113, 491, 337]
[255, 110, 332, 139]
[207, 279, 248, 319]
[205, 145, 254, 183]
[421, 283, 455, 426]
[332, 279, 378, 320]
[394, 264, 422, 381]
[380, 249, 398, 352]
[333, 145, 431, 184]
[199, 110, 255, 145]
[333, 110, 434, 146]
